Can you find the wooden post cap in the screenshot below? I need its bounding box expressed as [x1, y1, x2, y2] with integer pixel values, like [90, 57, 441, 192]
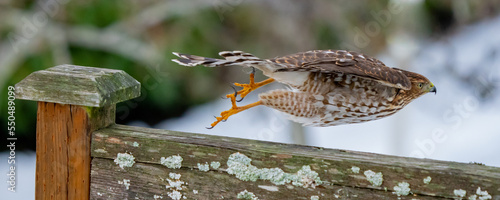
[15, 64, 141, 107]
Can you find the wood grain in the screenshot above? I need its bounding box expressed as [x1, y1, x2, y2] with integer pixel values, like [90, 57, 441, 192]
[36, 102, 114, 200]
[90, 158, 443, 200]
[91, 125, 500, 199]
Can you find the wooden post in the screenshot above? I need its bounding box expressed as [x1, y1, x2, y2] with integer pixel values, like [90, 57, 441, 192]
[15, 65, 140, 200]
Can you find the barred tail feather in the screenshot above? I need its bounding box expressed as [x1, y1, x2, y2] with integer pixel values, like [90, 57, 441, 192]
[218, 50, 261, 61]
[171, 52, 227, 67]
[172, 51, 264, 67]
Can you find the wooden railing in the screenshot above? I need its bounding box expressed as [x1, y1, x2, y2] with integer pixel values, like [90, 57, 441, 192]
[16, 65, 500, 200]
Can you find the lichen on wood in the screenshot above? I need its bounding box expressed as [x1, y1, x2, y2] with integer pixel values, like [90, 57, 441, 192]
[90, 125, 500, 199]
[15, 64, 140, 107]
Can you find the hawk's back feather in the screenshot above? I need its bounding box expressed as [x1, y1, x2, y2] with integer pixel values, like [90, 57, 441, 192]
[270, 50, 412, 90]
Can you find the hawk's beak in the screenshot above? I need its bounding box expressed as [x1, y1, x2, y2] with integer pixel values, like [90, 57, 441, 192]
[429, 85, 437, 94]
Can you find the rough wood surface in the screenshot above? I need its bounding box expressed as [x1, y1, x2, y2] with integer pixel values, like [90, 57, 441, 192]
[36, 102, 114, 200]
[91, 125, 500, 199]
[90, 158, 440, 200]
[15, 64, 141, 107]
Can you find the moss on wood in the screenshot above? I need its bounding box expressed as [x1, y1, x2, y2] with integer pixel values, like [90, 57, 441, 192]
[15, 64, 140, 107]
[90, 158, 441, 200]
[91, 125, 500, 199]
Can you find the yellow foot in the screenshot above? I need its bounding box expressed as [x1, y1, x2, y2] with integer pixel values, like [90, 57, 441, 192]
[225, 71, 274, 101]
[208, 96, 262, 129]
[207, 68, 273, 129]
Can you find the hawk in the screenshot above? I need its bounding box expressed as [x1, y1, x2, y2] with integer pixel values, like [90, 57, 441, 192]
[172, 50, 436, 128]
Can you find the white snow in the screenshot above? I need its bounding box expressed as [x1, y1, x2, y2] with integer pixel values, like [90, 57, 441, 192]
[0, 151, 36, 200]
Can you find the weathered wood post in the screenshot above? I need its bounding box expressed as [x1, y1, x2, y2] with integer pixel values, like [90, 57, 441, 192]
[15, 64, 140, 200]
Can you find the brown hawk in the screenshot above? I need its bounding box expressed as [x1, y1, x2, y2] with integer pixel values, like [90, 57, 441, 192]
[172, 50, 436, 128]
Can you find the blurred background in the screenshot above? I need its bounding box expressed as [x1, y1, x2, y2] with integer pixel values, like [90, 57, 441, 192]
[1, 0, 500, 199]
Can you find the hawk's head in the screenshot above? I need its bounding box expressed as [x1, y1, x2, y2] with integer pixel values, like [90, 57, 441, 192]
[405, 71, 436, 94]
[394, 69, 436, 105]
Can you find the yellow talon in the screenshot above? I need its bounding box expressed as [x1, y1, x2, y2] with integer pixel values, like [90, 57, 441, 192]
[208, 70, 274, 129]
[209, 98, 262, 128]
[225, 73, 274, 100]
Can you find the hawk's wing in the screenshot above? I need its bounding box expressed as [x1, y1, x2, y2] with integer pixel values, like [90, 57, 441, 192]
[269, 50, 411, 90]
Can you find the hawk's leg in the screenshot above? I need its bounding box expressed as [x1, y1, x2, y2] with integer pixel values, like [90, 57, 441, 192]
[209, 68, 273, 128]
[227, 68, 274, 102]
[208, 93, 262, 128]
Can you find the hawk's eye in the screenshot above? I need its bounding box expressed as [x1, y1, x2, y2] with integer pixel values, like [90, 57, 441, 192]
[418, 83, 423, 88]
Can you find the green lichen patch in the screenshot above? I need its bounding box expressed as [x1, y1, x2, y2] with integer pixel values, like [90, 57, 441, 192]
[292, 166, 322, 188]
[166, 179, 184, 191]
[118, 179, 130, 190]
[237, 190, 259, 200]
[350, 166, 360, 174]
[165, 171, 185, 200]
[454, 189, 466, 199]
[363, 170, 383, 187]
[423, 176, 432, 184]
[169, 173, 181, 180]
[475, 187, 492, 200]
[259, 168, 288, 185]
[132, 141, 139, 147]
[197, 162, 210, 172]
[392, 182, 410, 197]
[226, 152, 323, 188]
[210, 161, 221, 170]
[114, 152, 135, 169]
[167, 191, 182, 200]
[160, 155, 183, 169]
